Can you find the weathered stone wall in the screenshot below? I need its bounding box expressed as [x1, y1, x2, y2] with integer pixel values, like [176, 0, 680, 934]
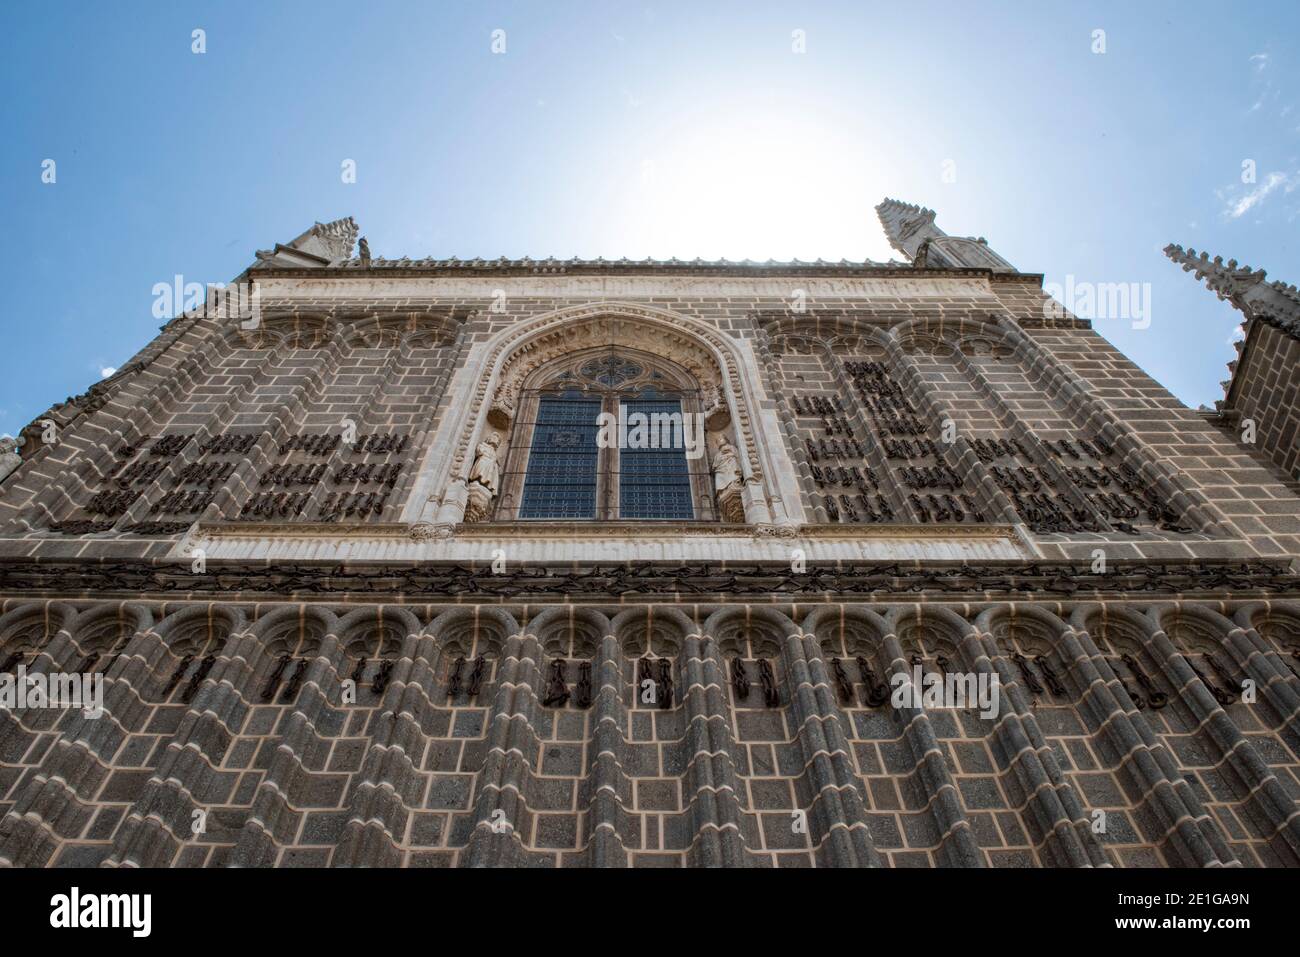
[1, 262, 1298, 868]
[1, 598, 1297, 868]
[1, 268, 1296, 566]
[1228, 321, 1300, 483]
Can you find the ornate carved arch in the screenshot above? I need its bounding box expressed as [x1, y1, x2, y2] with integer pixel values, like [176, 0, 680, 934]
[756, 312, 895, 357]
[612, 606, 696, 658]
[412, 301, 794, 532]
[0, 602, 74, 672]
[224, 311, 456, 351]
[469, 304, 747, 466]
[486, 320, 727, 431]
[890, 315, 1009, 357]
[228, 313, 334, 350]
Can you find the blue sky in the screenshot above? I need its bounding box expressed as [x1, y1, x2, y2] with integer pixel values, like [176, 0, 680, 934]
[1, 1, 1296, 439]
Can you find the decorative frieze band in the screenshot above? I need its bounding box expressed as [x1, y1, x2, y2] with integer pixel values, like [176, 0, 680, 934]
[0, 558, 1294, 601]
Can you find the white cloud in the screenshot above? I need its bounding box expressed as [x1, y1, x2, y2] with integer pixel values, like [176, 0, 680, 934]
[1226, 171, 1290, 218]
[100, 367, 116, 378]
[1250, 52, 1270, 73]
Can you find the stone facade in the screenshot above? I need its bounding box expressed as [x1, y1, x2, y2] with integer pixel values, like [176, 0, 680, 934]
[1166, 243, 1300, 484]
[1228, 321, 1300, 481]
[1, 205, 1298, 868]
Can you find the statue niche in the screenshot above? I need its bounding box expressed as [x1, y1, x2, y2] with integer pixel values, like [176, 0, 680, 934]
[463, 431, 502, 523]
[711, 433, 744, 523]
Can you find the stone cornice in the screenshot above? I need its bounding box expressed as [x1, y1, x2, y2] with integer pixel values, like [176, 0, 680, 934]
[246, 261, 1046, 285]
[168, 518, 1037, 563]
[186, 519, 1028, 544]
[0, 557, 1294, 603]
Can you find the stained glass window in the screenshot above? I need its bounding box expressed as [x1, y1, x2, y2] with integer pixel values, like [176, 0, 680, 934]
[507, 353, 708, 522]
[518, 396, 602, 519]
[618, 398, 694, 519]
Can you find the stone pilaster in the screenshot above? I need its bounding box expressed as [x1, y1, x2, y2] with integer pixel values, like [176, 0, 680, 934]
[781, 629, 883, 866]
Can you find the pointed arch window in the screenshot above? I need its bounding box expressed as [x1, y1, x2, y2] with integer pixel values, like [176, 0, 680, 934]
[498, 349, 716, 521]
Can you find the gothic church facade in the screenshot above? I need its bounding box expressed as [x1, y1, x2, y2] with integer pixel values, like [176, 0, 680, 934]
[1, 201, 1298, 868]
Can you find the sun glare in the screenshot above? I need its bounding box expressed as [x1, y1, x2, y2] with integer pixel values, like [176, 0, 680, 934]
[609, 115, 898, 263]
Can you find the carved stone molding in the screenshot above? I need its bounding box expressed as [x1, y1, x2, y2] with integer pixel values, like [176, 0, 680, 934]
[462, 482, 494, 523]
[409, 522, 455, 542]
[751, 524, 798, 539]
[477, 310, 727, 437]
[193, 518, 1027, 543]
[431, 301, 779, 527]
[1, 558, 1294, 602]
[221, 311, 460, 351]
[717, 486, 745, 523]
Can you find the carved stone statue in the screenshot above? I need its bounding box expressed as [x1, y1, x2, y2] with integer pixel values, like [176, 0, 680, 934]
[464, 431, 502, 522]
[712, 439, 744, 523]
[469, 432, 501, 493]
[0, 436, 19, 485]
[358, 236, 371, 265]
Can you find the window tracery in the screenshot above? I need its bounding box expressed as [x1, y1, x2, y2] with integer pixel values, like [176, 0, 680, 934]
[491, 348, 719, 522]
